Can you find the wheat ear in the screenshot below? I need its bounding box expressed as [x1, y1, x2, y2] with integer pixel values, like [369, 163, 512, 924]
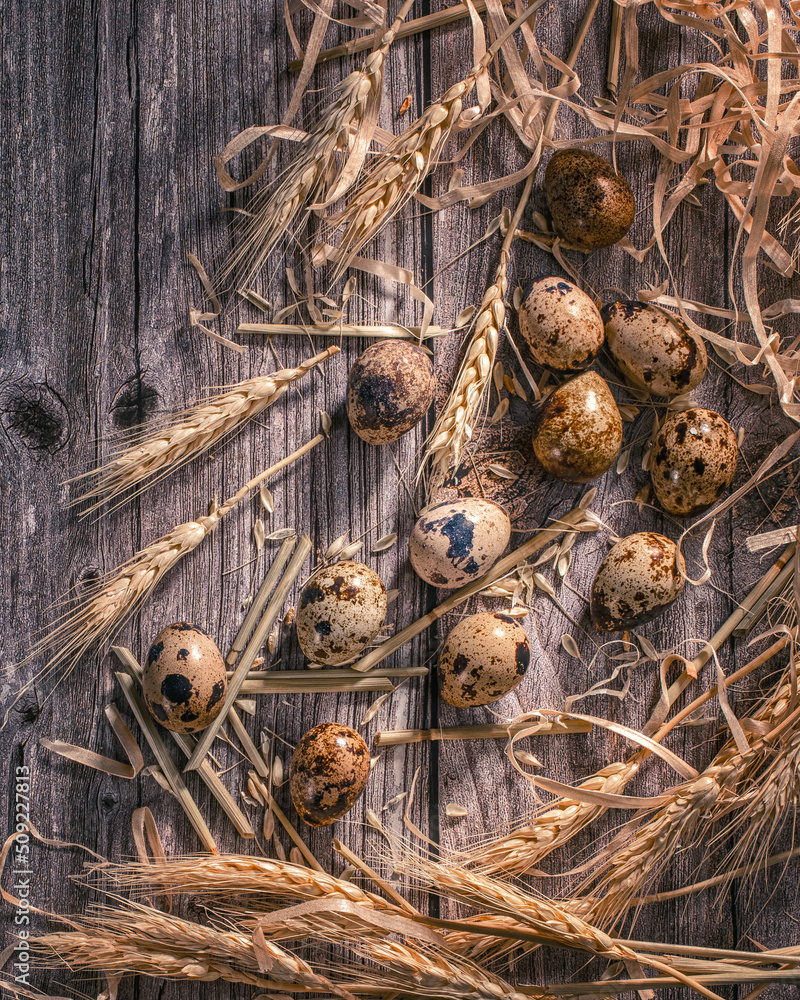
[5, 437, 321, 731]
[462, 760, 640, 876]
[580, 676, 797, 929]
[213, 0, 416, 294]
[29, 903, 348, 996]
[70, 345, 339, 515]
[326, 0, 547, 273]
[419, 173, 534, 493]
[98, 853, 388, 909]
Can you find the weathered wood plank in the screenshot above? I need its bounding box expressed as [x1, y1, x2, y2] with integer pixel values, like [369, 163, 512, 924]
[1, 0, 798, 999]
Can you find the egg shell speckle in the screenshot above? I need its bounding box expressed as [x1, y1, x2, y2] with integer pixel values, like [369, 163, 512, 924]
[544, 148, 635, 251]
[347, 340, 435, 445]
[289, 722, 370, 826]
[295, 561, 387, 665]
[519, 277, 604, 372]
[650, 408, 738, 517]
[591, 532, 685, 631]
[532, 371, 623, 483]
[602, 301, 708, 397]
[408, 498, 511, 588]
[142, 622, 227, 733]
[438, 612, 531, 708]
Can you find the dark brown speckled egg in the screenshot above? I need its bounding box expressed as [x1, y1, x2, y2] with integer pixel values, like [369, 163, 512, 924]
[519, 277, 604, 372]
[650, 408, 738, 517]
[602, 301, 708, 397]
[347, 341, 434, 445]
[408, 498, 511, 588]
[142, 622, 227, 733]
[295, 561, 387, 665]
[438, 612, 531, 708]
[532, 371, 622, 483]
[544, 148, 635, 251]
[591, 533, 685, 632]
[289, 723, 370, 826]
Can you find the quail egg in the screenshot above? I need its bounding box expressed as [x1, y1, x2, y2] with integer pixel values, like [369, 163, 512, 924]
[347, 340, 435, 445]
[602, 301, 708, 397]
[591, 532, 686, 631]
[438, 612, 531, 707]
[544, 148, 635, 251]
[650, 408, 738, 517]
[295, 561, 387, 665]
[519, 277, 604, 372]
[142, 622, 227, 733]
[289, 722, 370, 827]
[532, 371, 623, 483]
[408, 498, 511, 588]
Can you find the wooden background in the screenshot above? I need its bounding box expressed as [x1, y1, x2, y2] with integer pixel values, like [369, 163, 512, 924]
[2, 0, 800, 997]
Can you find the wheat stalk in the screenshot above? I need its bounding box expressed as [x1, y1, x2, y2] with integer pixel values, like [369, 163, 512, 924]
[5, 438, 321, 731]
[462, 760, 641, 876]
[422, 249, 508, 483]
[419, 172, 534, 493]
[326, 0, 547, 273]
[407, 857, 638, 966]
[98, 854, 388, 909]
[213, 0, 416, 294]
[30, 903, 347, 996]
[70, 346, 339, 514]
[581, 675, 798, 929]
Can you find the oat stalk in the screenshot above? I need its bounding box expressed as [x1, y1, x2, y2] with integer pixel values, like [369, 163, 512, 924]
[70, 346, 339, 515]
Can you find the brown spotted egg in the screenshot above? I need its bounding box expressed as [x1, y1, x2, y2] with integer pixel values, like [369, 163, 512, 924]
[408, 498, 511, 588]
[519, 277, 604, 372]
[544, 148, 635, 251]
[295, 561, 387, 665]
[532, 371, 623, 483]
[438, 612, 531, 708]
[289, 723, 370, 826]
[591, 533, 685, 632]
[347, 340, 435, 445]
[602, 301, 708, 397]
[650, 408, 738, 517]
[142, 622, 227, 733]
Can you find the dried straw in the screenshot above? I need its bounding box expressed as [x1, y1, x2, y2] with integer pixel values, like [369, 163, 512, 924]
[70, 346, 339, 514]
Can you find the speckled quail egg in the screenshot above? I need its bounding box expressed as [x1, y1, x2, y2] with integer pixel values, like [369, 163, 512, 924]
[602, 301, 708, 397]
[650, 408, 738, 517]
[289, 722, 370, 826]
[591, 532, 686, 632]
[519, 277, 605, 372]
[142, 622, 227, 733]
[544, 148, 636, 251]
[532, 371, 623, 483]
[408, 498, 511, 588]
[295, 561, 387, 665]
[346, 340, 435, 445]
[438, 612, 531, 708]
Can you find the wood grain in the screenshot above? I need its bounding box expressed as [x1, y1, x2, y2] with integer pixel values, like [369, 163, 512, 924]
[0, 0, 798, 998]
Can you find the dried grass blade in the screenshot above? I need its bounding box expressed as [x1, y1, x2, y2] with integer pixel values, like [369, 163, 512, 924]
[114, 672, 218, 853]
[185, 536, 312, 772]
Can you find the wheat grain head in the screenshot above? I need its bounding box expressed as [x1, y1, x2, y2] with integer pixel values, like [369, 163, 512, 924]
[70, 346, 339, 515]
